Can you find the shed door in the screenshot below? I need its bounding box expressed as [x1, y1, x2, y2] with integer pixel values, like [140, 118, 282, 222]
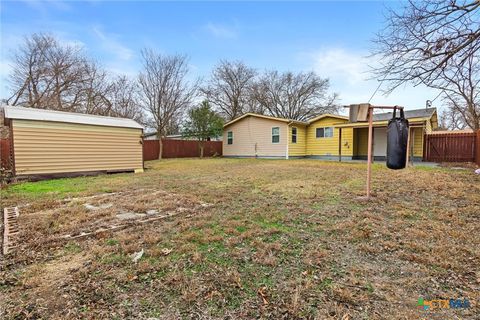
[373, 127, 387, 157]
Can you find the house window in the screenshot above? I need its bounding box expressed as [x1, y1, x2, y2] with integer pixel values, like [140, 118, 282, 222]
[272, 127, 280, 143]
[227, 131, 233, 145]
[291, 127, 297, 143]
[316, 127, 333, 138]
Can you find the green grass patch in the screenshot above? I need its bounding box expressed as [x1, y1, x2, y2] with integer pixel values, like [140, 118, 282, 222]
[105, 238, 119, 246]
[198, 241, 231, 266]
[255, 217, 292, 233]
[236, 226, 247, 233]
[366, 282, 375, 293]
[6, 177, 91, 196]
[100, 253, 129, 266]
[63, 242, 82, 254]
[318, 278, 333, 290]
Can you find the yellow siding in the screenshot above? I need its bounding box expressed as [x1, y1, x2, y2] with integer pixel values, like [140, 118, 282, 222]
[425, 119, 433, 133]
[306, 117, 353, 156]
[412, 127, 424, 157]
[355, 128, 369, 156]
[430, 112, 439, 130]
[288, 125, 307, 157]
[13, 120, 143, 175]
[223, 116, 288, 157]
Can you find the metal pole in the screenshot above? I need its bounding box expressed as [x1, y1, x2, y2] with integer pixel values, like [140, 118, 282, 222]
[366, 106, 373, 199]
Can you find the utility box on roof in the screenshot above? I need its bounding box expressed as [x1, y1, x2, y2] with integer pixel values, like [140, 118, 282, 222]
[3, 106, 144, 176]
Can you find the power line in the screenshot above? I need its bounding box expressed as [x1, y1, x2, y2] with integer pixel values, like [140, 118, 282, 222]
[431, 89, 445, 103]
[368, 78, 385, 103]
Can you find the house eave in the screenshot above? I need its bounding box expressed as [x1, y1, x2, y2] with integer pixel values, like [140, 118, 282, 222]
[223, 113, 307, 128]
[334, 118, 429, 128]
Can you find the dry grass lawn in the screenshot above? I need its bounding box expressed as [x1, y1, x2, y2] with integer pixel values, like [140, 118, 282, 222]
[0, 158, 479, 319]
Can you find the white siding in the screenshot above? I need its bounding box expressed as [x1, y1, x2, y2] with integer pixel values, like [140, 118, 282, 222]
[223, 116, 288, 157]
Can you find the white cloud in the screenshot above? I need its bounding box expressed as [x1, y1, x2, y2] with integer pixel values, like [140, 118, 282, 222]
[92, 26, 133, 61]
[305, 47, 444, 111]
[310, 48, 369, 85]
[204, 22, 237, 39]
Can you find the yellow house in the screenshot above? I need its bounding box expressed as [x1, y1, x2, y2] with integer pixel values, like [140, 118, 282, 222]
[306, 114, 353, 160]
[223, 108, 438, 161]
[336, 107, 438, 161]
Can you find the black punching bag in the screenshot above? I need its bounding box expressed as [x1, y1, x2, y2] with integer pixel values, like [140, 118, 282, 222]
[386, 108, 409, 169]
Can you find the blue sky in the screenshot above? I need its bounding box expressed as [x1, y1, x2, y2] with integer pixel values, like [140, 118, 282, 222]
[0, 0, 442, 111]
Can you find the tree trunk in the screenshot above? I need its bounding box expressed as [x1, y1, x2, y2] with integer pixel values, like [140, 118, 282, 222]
[199, 141, 204, 158]
[158, 138, 163, 160]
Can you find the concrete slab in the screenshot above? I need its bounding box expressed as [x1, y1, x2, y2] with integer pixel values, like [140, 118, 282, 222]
[116, 212, 146, 220]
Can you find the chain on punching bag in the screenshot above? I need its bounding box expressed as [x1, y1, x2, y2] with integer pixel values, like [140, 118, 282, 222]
[386, 107, 409, 169]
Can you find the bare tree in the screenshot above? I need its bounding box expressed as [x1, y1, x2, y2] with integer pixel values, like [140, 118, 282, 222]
[371, 1, 480, 129]
[252, 70, 339, 121]
[439, 108, 468, 130]
[201, 60, 256, 121]
[81, 61, 114, 115]
[138, 49, 197, 159]
[244, 87, 267, 115]
[372, 0, 480, 92]
[107, 76, 144, 123]
[8, 33, 88, 111]
[7, 33, 121, 118]
[434, 55, 480, 130]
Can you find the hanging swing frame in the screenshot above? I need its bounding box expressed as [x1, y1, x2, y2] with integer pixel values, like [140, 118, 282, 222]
[345, 104, 407, 199]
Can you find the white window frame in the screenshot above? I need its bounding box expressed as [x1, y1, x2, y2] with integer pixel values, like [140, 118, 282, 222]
[291, 127, 297, 144]
[227, 131, 233, 145]
[316, 127, 334, 138]
[272, 127, 280, 143]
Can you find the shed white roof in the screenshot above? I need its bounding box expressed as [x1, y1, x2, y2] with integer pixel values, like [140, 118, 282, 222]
[3, 106, 143, 129]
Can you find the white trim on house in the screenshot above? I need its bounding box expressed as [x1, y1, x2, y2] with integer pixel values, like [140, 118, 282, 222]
[286, 139, 289, 159]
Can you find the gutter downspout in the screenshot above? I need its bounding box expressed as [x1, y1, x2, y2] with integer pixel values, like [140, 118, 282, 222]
[286, 123, 291, 160]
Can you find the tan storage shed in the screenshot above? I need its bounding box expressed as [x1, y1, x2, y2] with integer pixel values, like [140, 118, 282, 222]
[3, 106, 144, 176]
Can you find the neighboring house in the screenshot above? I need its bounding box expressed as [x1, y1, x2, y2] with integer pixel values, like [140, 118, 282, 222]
[222, 108, 438, 161]
[143, 132, 158, 140]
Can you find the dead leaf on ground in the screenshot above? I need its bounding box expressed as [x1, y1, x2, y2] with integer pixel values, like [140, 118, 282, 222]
[258, 286, 269, 305]
[161, 248, 173, 256]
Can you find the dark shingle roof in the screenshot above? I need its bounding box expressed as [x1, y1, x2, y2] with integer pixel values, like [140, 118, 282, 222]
[372, 107, 436, 121]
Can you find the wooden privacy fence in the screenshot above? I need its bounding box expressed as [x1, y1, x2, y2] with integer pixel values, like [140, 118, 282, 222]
[423, 131, 479, 164]
[478, 130, 480, 166]
[1, 138, 11, 169]
[143, 139, 222, 160]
